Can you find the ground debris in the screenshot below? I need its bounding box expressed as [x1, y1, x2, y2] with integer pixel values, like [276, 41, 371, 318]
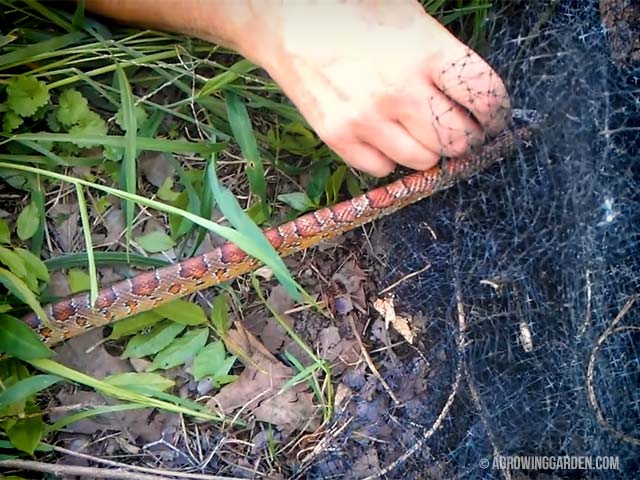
[208, 323, 320, 434]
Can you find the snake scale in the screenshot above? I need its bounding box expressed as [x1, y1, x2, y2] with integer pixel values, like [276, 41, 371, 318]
[22, 126, 535, 346]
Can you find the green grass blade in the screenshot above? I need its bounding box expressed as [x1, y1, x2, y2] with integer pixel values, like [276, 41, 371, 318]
[29, 359, 233, 423]
[4, 132, 227, 155]
[75, 184, 98, 306]
[22, 0, 73, 31]
[44, 252, 169, 271]
[0, 31, 85, 70]
[224, 92, 268, 220]
[0, 375, 62, 409]
[29, 180, 46, 255]
[115, 63, 138, 251]
[47, 404, 147, 432]
[208, 158, 300, 300]
[198, 59, 257, 98]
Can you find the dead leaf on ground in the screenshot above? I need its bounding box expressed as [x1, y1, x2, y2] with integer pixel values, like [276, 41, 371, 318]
[349, 448, 381, 478]
[55, 329, 132, 379]
[332, 259, 367, 295]
[316, 325, 360, 374]
[102, 206, 125, 245]
[50, 201, 79, 252]
[331, 260, 367, 313]
[46, 271, 71, 298]
[374, 296, 414, 344]
[52, 390, 175, 444]
[208, 324, 319, 434]
[140, 152, 175, 188]
[259, 285, 296, 353]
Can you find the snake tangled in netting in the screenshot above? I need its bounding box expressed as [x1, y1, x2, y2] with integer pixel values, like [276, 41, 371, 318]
[22, 126, 536, 346]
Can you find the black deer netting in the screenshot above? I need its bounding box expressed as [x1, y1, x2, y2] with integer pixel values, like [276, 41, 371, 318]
[304, 1, 639, 478]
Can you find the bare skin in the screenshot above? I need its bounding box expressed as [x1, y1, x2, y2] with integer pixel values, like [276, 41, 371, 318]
[84, 0, 511, 177]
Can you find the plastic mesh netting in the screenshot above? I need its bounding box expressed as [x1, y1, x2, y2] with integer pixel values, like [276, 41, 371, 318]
[304, 1, 639, 478]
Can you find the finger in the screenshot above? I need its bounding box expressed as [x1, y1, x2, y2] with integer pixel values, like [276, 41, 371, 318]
[355, 118, 440, 171]
[427, 43, 511, 136]
[388, 82, 484, 157]
[333, 141, 396, 178]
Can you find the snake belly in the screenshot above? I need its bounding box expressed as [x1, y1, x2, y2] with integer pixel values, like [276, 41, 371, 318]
[22, 126, 535, 346]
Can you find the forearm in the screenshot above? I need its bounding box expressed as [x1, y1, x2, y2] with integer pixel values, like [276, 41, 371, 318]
[83, 0, 258, 56]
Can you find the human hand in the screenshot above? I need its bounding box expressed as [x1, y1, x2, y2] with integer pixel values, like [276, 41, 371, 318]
[235, 0, 511, 177]
[83, 0, 511, 177]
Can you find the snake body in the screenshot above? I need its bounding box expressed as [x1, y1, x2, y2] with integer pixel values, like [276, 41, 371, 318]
[22, 126, 535, 346]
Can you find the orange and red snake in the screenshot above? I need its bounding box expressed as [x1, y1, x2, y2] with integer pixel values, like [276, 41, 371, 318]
[22, 126, 535, 346]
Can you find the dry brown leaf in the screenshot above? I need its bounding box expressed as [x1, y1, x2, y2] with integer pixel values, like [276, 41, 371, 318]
[334, 383, 353, 412]
[374, 296, 415, 344]
[318, 326, 341, 357]
[139, 151, 174, 188]
[208, 324, 319, 433]
[254, 266, 274, 280]
[259, 285, 296, 353]
[331, 260, 367, 312]
[47, 271, 71, 298]
[55, 329, 132, 379]
[52, 390, 173, 444]
[332, 259, 367, 294]
[103, 207, 125, 245]
[50, 201, 79, 252]
[349, 449, 381, 478]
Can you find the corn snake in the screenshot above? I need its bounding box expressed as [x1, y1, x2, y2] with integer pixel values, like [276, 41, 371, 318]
[22, 126, 536, 346]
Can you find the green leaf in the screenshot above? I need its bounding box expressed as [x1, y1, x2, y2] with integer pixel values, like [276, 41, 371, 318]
[306, 165, 331, 204]
[121, 321, 186, 359]
[115, 105, 147, 130]
[67, 269, 91, 293]
[211, 294, 229, 334]
[109, 311, 164, 340]
[192, 340, 236, 381]
[207, 161, 300, 301]
[104, 372, 174, 392]
[16, 201, 39, 240]
[0, 314, 53, 360]
[2, 111, 23, 132]
[0, 268, 48, 322]
[56, 89, 90, 127]
[154, 299, 206, 326]
[278, 192, 313, 211]
[325, 165, 347, 204]
[0, 375, 62, 409]
[345, 169, 363, 197]
[149, 328, 209, 371]
[104, 145, 124, 162]
[0, 246, 27, 279]
[13, 248, 49, 282]
[275, 122, 322, 155]
[7, 414, 45, 455]
[135, 231, 175, 253]
[0, 219, 10, 244]
[6, 76, 50, 118]
[68, 111, 108, 146]
[157, 177, 180, 203]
